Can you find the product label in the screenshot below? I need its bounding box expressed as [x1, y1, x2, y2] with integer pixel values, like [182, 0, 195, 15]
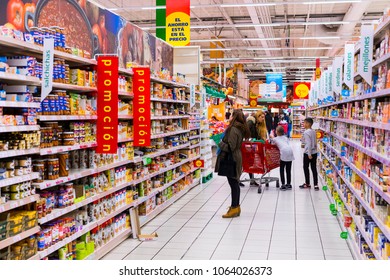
[41, 38, 54, 101]
[96, 56, 119, 154]
[359, 24, 374, 86]
[344, 43, 355, 90]
[133, 67, 151, 147]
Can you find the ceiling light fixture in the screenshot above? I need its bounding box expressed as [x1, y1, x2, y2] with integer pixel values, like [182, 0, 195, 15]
[111, 0, 365, 11]
[141, 20, 363, 30]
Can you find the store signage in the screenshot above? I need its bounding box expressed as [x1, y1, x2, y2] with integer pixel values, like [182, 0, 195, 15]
[316, 130, 324, 139]
[293, 82, 310, 100]
[249, 91, 258, 107]
[96, 56, 119, 154]
[194, 159, 205, 168]
[344, 43, 355, 90]
[133, 67, 151, 147]
[332, 56, 343, 95]
[166, 0, 190, 46]
[315, 58, 321, 80]
[327, 67, 333, 94]
[41, 38, 54, 101]
[190, 84, 196, 108]
[359, 24, 374, 86]
[200, 88, 206, 109]
[324, 70, 329, 97]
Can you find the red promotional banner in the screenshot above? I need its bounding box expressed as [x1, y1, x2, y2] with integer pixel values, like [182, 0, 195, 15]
[96, 56, 118, 154]
[315, 58, 321, 80]
[133, 67, 151, 147]
[293, 82, 311, 100]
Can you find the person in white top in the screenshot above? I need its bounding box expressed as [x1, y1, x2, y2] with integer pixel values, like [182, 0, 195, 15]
[271, 126, 295, 191]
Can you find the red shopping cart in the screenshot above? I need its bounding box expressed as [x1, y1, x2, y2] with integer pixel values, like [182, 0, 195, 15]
[241, 141, 281, 193]
[278, 123, 288, 134]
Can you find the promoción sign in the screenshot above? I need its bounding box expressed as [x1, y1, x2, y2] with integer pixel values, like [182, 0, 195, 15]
[133, 67, 151, 147]
[293, 82, 310, 100]
[96, 56, 119, 154]
[166, 0, 190, 46]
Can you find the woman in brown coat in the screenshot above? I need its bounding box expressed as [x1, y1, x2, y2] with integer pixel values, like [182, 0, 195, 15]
[215, 109, 250, 218]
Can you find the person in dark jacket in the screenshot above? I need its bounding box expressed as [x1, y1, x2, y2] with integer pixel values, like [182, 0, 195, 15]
[215, 109, 250, 218]
[246, 113, 259, 139]
[265, 111, 273, 135]
[273, 114, 280, 130]
[245, 113, 260, 187]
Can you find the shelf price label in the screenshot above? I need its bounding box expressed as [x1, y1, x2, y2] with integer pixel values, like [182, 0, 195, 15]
[133, 67, 151, 147]
[96, 56, 119, 154]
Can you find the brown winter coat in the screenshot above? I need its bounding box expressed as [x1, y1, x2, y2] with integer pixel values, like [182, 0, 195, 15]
[214, 126, 244, 181]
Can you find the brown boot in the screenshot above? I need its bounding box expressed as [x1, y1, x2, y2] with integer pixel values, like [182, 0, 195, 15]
[222, 206, 241, 218]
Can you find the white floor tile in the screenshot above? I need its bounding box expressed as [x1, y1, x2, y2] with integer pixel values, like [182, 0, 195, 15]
[239, 252, 268, 260]
[111, 141, 353, 260]
[268, 253, 296, 260]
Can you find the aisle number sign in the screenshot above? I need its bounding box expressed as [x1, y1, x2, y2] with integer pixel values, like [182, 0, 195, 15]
[97, 56, 119, 154]
[194, 159, 205, 168]
[166, 0, 190, 46]
[293, 82, 310, 100]
[133, 67, 151, 147]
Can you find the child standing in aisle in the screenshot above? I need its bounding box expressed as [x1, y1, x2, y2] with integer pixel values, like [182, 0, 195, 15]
[299, 118, 319, 191]
[271, 126, 295, 191]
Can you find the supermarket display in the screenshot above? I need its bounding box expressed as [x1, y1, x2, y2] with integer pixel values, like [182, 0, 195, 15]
[0, 0, 204, 260]
[291, 106, 306, 138]
[309, 12, 390, 260]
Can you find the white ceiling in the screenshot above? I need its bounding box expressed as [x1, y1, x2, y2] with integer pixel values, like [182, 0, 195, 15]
[91, 0, 389, 82]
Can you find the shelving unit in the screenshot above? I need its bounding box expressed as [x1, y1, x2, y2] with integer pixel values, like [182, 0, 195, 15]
[308, 16, 390, 261]
[0, 35, 203, 260]
[291, 107, 306, 139]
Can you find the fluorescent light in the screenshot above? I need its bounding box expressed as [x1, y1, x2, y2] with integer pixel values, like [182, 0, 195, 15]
[220, 3, 276, 7]
[247, 47, 282, 51]
[303, 0, 362, 4]
[299, 36, 341, 40]
[296, 47, 332, 50]
[141, 6, 158, 10]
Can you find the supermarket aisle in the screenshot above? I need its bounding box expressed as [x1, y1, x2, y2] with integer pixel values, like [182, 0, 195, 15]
[104, 141, 354, 260]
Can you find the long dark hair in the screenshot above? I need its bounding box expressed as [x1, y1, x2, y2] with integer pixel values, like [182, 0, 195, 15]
[226, 109, 251, 138]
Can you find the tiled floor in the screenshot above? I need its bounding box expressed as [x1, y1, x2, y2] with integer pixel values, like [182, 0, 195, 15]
[102, 141, 354, 260]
